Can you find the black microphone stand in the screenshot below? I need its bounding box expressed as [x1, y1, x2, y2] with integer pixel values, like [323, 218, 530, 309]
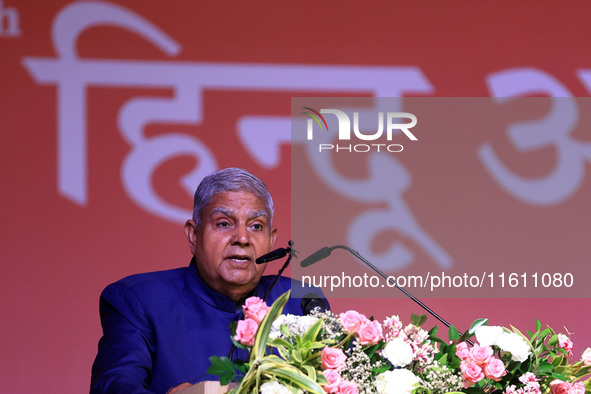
[304, 245, 474, 345]
[262, 241, 295, 302]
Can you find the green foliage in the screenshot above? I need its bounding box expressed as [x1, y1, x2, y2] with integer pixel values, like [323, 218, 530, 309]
[411, 313, 428, 327]
[448, 325, 461, 341]
[207, 356, 236, 386]
[212, 294, 591, 394]
[228, 291, 329, 393]
[467, 318, 488, 335]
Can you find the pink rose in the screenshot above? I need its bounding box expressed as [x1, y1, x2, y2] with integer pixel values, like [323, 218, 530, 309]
[338, 380, 359, 394]
[233, 318, 258, 346]
[456, 341, 470, 360]
[242, 296, 269, 324]
[460, 360, 485, 388]
[484, 357, 507, 381]
[470, 344, 494, 366]
[550, 380, 571, 394]
[322, 369, 342, 393]
[321, 347, 347, 371]
[581, 348, 591, 366]
[339, 310, 366, 334]
[569, 382, 585, 394]
[357, 320, 383, 345]
[558, 334, 573, 357]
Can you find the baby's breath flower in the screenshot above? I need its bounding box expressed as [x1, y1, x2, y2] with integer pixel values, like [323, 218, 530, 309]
[340, 341, 381, 394]
[310, 309, 344, 340]
[418, 361, 463, 394]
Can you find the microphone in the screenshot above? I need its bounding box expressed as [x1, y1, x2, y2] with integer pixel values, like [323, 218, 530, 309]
[300, 244, 474, 345]
[299, 247, 333, 267]
[301, 293, 329, 315]
[261, 241, 295, 302]
[256, 247, 289, 264]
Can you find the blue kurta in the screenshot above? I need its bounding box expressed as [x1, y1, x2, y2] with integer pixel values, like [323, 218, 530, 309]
[91, 259, 308, 394]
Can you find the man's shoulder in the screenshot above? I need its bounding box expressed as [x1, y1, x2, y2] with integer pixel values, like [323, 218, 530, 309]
[102, 266, 188, 300]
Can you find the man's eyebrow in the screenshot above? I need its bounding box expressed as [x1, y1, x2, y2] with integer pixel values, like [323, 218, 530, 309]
[211, 207, 234, 217]
[210, 208, 268, 220]
[248, 210, 268, 220]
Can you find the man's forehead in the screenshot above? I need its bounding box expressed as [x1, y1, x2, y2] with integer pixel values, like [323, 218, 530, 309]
[204, 191, 270, 219]
[210, 207, 269, 219]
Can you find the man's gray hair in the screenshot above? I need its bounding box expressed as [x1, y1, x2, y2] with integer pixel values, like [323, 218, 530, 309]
[192, 167, 274, 228]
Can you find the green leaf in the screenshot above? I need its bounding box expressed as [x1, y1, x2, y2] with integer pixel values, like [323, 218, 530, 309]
[428, 325, 438, 337]
[234, 360, 249, 374]
[231, 336, 248, 350]
[550, 373, 567, 380]
[229, 321, 238, 336]
[291, 348, 303, 363]
[540, 328, 550, 338]
[411, 313, 428, 327]
[275, 346, 291, 361]
[207, 356, 236, 386]
[573, 365, 591, 378]
[280, 324, 290, 337]
[316, 371, 328, 385]
[270, 337, 293, 349]
[251, 290, 291, 362]
[548, 334, 558, 347]
[302, 364, 317, 380]
[309, 342, 327, 350]
[429, 336, 446, 345]
[538, 362, 554, 373]
[373, 364, 392, 375]
[260, 362, 325, 394]
[302, 319, 324, 343]
[448, 325, 461, 341]
[468, 318, 488, 335]
[536, 319, 542, 332]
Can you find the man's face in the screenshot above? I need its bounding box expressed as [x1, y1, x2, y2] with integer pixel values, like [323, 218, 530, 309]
[184, 190, 277, 301]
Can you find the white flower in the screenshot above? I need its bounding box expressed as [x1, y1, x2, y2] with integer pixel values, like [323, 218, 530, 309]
[374, 369, 420, 394]
[475, 326, 504, 347]
[269, 314, 298, 339]
[268, 314, 319, 339]
[496, 332, 531, 362]
[297, 315, 320, 333]
[260, 380, 292, 394]
[475, 326, 531, 362]
[382, 337, 414, 367]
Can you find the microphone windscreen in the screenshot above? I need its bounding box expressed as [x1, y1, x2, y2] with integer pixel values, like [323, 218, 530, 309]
[256, 247, 287, 264]
[300, 247, 332, 267]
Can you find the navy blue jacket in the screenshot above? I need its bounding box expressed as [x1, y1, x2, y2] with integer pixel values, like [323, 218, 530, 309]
[91, 259, 310, 394]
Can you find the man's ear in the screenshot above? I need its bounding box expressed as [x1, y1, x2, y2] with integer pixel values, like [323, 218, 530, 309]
[269, 227, 278, 250]
[184, 220, 198, 255]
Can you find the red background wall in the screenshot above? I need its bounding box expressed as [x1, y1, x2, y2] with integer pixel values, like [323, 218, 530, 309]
[1, 1, 590, 392]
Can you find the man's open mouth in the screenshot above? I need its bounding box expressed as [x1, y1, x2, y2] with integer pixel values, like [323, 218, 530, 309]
[225, 255, 252, 263]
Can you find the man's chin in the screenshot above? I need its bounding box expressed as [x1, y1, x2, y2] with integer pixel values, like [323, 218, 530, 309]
[220, 270, 263, 288]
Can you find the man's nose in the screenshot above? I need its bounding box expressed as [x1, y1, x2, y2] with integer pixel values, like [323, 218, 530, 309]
[231, 225, 250, 245]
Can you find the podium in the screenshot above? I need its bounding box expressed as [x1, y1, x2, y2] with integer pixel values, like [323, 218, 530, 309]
[176, 381, 236, 394]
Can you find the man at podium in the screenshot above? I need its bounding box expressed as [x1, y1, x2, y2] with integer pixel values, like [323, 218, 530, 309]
[91, 168, 308, 393]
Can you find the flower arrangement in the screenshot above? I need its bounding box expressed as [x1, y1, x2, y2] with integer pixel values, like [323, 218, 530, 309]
[207, 291, 591, 394]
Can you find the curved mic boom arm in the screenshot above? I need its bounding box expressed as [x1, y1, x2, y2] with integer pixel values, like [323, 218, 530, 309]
[313, 245, 473, 345]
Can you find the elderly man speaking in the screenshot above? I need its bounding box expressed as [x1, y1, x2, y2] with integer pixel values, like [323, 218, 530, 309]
[91, 168, 310, 393]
